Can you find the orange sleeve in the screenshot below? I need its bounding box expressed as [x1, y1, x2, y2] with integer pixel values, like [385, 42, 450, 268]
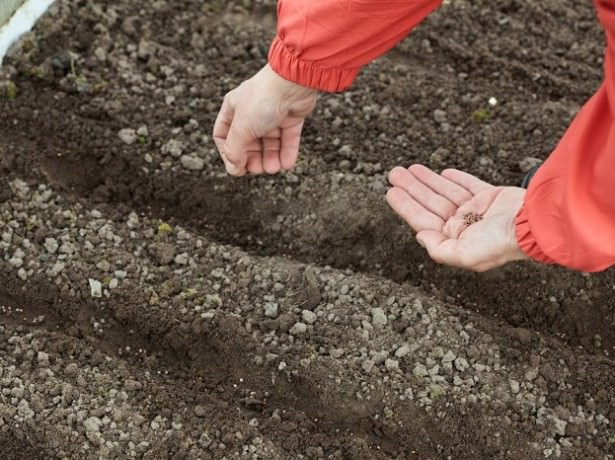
[515, 0, 615, 272]
[268, 0, 442, 92]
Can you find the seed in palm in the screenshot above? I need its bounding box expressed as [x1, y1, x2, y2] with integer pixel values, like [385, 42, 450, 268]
[463, 212, 483, 226]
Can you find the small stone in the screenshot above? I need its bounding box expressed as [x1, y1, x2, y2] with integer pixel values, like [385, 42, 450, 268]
[371, 308, 387, 328]
[149, 243, 176, 265]
[413, 363, 429, 378]
[553, 418, 567, 437]
[509, 379, 520, 394]
[118, 128, 137, 145]
[44, 237, 59, 254]
[525, 367, 538, 381]
[180, 154, 205, 171]
[161, 139, 185, 158]
[454, 357, 469, 372]
[511, 327, 532, 344]
[361, 359, 375, 373]
[385, 358, 400, 372]
[488, 97, 498, 106]
[89, 279, 103, 298]
[108, 278, 119, 290]
[278, 314, 295, 333]
[174, 253, 189, 265]
[17, 268, 28, 281]
[84, 417, 103, 433]
[125, 379, 142, 391]
[395, 344, 411, 359]
[8, 256, 23, 268]
[137, 126, 149, 137]
[373, 350, 389, 365]
[263, 302, 279, 319]
[47, 261, 65, 277]
[289, 322, 307, 336]
[37, 351, 50, 367]
[433, 109, 447, 124]
[329, 348, 344, 359]
[65, 363, 79, 376]
[302, 310, 317, 324]
[194, 406, 207, 418]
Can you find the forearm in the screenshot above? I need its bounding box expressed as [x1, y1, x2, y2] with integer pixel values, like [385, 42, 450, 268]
[514, 1, 615, 272]
[269, 0, 442, 92]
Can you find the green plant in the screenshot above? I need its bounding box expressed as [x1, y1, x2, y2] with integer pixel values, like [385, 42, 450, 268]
[472, 108, 491, 122]
[6, 81, 17, 100]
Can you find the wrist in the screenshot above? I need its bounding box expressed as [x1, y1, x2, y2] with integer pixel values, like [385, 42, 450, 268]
[260, 64, 318, 102]
[507, 199, 529, 263]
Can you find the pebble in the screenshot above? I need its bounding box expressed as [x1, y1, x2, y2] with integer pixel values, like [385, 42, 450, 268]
[180, 154, 205, 171]
[371, 308, 387, 328]
[85, 417, 103, 433]
[161, 139, 185, 157]
[289, 322, 307, 336]
[65, 363, 79, 376]
[433, 109, 447, 124]
[37, 351, 50, 367]
[89, 278, 103, 298]
[385, 358, 400, 372]
[44, 237, 59, 254]
[454, 357, 469, 372]
[509, 379, 520, 394]
[149, 243, 176, 265]
[118, 128, 137, 145]
[8, 256, 23, 268]
[263, 302, 279, 319]
[301, 310, 317, 324]
[174, 253, 189, 265]
[395, 344, 411, 358]
[47, 261, 65, 277]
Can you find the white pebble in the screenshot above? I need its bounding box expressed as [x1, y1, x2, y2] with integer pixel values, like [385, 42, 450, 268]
[118, 128, 137, 145]
[89, 278, 103, 298]
[301, 310, 317, 324]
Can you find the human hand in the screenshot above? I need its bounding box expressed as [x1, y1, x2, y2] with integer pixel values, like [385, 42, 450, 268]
[386, 164, 528, 272]
[213, 64, 318, 176]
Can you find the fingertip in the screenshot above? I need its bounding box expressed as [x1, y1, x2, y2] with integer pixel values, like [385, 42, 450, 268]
[385, 186, 404, 207]
[227, 167, 246, 177]
[246, 154, 264, 175]
[440, 168, 458, 178]
[262, 151, 281, 174]
[387, 166, 408, 185]
[407, 164, 427, 175]
[416, 235, 426, 248]
[280, 151, 299, 170]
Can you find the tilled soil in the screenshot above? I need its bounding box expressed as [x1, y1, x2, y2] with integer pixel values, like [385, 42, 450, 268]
[0, 0, 614, 458]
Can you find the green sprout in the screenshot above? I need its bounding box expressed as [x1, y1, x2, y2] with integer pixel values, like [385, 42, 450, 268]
[472, 108, 491, 122]
[157, 222, 173, 234]
[6, 81, 17, 100]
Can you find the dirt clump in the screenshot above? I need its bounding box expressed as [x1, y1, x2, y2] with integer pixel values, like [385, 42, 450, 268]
[0, 0, 614, 458]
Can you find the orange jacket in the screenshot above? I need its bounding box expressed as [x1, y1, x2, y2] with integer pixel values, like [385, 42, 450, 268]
[268, 0, 615, 272]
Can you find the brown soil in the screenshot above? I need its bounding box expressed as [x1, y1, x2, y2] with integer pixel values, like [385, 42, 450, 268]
[0, 0, 614, 458]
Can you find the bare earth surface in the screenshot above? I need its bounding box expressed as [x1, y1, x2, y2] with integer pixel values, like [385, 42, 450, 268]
[0, 0, 614, 458]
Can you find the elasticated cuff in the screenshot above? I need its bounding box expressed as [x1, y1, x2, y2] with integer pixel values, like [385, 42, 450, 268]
[515, 205, 557, 265]
[268, 36, 360, 92]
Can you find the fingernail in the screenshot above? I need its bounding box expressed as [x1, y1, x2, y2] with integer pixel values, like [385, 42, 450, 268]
[416, 237, 425, 248]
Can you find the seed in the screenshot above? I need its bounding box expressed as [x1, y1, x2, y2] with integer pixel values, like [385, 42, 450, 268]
[463, 212, 483, 226]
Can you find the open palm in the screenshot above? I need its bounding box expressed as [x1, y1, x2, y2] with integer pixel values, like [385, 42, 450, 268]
[386, 165, 528, 271]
